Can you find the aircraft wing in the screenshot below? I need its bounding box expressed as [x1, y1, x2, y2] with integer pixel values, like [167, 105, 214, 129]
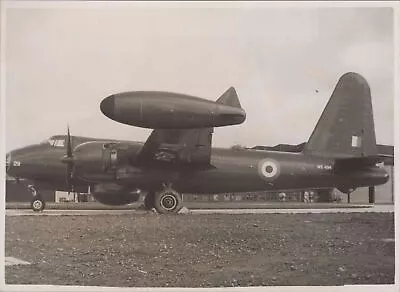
[136, 128, 213, 166]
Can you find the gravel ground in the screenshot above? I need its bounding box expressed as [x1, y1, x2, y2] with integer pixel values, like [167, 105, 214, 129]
[5, 212, 394, 287]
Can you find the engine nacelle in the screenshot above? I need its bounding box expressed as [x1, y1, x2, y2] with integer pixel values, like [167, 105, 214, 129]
[72, 141, 140, 180]
[91, 183, 140, 206]
[102, 142, 133, 171]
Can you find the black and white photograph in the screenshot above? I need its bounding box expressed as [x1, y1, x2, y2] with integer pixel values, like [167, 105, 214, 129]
[1, 1, 397, 291]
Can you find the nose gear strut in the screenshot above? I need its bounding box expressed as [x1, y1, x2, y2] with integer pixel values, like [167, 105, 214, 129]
[28, 184, 46, 212]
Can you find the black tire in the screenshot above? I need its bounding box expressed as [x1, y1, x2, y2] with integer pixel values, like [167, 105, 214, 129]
[31, 196, 45, 212]
[154, 189, 183, 214]
[144, 192, 155, 210]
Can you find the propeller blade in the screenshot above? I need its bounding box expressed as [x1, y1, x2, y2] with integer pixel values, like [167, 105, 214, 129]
[67, 125, 73, 159]
[65, 125, 74, 193]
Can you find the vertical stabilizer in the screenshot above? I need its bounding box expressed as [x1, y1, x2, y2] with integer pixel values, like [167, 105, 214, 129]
[303, 72, 377, 158]
[216, 87, 242, 108]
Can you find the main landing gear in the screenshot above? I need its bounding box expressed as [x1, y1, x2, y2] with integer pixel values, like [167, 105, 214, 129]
[144, 186, 183, 214]
[28, 185, 46, 212]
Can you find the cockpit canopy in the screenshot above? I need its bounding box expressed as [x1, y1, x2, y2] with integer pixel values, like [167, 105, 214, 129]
[40, 136, 65, 148]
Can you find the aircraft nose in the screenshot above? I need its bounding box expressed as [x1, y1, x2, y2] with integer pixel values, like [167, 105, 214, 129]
[100, 95, 115, 119]
[6, 152, 11, 172]
[384, 170, 390, 182]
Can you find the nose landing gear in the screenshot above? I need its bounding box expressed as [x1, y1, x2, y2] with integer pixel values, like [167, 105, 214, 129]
[31, 196, 45, 212]
[28, 185, 46, 212]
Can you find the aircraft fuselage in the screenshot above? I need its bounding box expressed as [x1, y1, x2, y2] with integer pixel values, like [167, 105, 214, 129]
[6, 137, 388, 196]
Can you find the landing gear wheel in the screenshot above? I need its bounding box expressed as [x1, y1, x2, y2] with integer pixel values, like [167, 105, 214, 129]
[154, 189, 183, 214]
[144, 192, 155, 211]
[31, 196, 45, 212]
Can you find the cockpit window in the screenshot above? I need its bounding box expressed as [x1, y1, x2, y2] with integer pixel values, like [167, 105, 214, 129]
[42, 138, 65, 147]
[54, 139, 65, 147]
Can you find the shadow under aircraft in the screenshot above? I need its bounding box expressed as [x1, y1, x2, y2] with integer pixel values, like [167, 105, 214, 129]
[6, 72, 390, 213]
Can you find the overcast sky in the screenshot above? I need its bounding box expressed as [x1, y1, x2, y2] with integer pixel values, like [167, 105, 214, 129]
[4, 3, 394, 151]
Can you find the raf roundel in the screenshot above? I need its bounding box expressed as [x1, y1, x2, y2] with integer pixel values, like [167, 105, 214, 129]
[258, 159, 280, 180]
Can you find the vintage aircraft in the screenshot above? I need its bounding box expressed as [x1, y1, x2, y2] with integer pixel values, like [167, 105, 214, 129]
[6, 72, 389, 213]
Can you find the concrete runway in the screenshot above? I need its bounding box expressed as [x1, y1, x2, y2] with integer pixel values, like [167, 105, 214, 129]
[5, 204, 394, 216]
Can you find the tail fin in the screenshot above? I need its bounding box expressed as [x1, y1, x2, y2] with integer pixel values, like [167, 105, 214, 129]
[216, 87, 242, 108]
[303, 72, 377, 158]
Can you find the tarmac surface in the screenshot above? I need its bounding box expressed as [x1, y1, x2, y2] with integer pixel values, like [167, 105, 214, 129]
[6, 201, 375, 210]
[5, 203, 394, 216]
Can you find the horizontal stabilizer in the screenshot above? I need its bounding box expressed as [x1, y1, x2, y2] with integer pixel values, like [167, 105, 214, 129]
[334, 155, 391, 172]
[216, 87, 242, 108]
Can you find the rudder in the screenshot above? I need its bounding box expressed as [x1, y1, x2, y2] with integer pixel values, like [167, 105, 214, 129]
[303, 72, 377, 158]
